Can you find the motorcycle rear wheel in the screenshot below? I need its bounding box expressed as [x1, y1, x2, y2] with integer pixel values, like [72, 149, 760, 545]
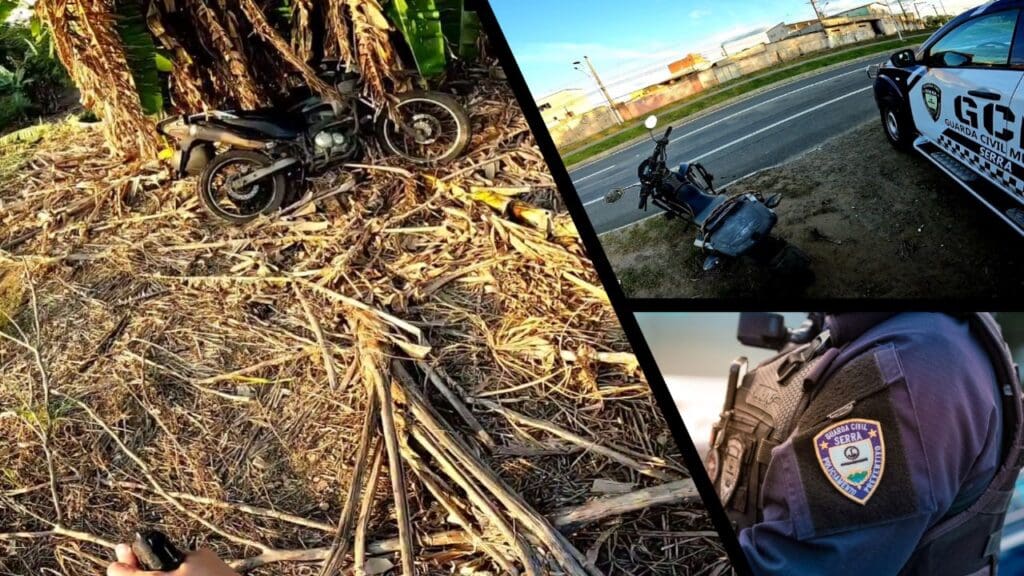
[377, 91, 471, 164]
[198, 150, 287, 225]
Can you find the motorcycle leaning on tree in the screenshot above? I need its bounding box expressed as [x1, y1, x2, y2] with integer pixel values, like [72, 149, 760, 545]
[157, 62, 472, 224]
[605, 115, 811, 278]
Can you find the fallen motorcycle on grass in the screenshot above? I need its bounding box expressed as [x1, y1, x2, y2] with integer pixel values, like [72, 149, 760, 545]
[605, 115, 812, 280]
[157, 62, 472, 224]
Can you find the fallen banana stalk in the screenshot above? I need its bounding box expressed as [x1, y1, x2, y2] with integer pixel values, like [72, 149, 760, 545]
[472, 398, 678, 482]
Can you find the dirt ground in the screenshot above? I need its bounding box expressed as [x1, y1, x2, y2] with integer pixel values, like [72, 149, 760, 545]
[603, 120, 1024, 299]
[0, 67, 727, 575]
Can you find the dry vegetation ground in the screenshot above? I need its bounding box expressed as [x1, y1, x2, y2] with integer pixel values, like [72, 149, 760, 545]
[0, 66, 727, 575]
[603, 120, 1024, 299]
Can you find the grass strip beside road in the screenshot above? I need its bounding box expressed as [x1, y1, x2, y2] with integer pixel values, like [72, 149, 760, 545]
[562, 34, 929, 168]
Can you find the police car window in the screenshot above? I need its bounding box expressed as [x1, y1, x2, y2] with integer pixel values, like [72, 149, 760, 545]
[929, 10, 1019, 68]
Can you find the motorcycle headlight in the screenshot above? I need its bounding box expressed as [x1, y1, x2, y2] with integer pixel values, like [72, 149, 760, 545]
[314, 132, 333, 149]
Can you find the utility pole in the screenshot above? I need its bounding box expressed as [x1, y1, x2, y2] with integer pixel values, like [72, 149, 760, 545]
[894, 0, 911, 30]
[809, 0, 825, 23]
[886, 0, 905, 39]
[574, 55, 623, 124]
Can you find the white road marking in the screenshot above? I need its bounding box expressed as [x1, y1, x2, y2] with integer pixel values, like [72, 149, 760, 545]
[668, 68, 866, 145]
[574, 163, 617, 183]
[582, 85, 872, 208]
[569, 61, 872, 178]
[588, 87, 872, 232]
[688, 86, 873, 164]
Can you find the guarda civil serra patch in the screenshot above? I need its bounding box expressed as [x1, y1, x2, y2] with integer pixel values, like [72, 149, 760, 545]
[813, 418, 885, 505]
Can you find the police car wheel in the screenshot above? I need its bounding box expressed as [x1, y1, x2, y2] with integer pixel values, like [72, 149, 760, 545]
[881, 103, 912, 152]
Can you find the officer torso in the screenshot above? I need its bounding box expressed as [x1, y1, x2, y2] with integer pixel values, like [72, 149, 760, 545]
[709, 313, 1023, 576]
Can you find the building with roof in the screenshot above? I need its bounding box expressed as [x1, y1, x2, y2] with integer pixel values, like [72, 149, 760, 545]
[536, 88, 595, 126]
[721, 27, 771, 56]
[829, 2, 892, 18]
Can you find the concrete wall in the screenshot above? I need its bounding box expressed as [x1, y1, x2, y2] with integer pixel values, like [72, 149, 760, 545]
[765, 33, 830, 62]
[615, 74, 707, 121]
[699, 64, 741, 87]
[549, 16, 928, 148]
[547, 106, 621, 148]
[825, 22, 878, 47]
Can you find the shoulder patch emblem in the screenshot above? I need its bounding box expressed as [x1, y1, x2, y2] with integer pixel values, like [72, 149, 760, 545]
[813, 418, 885, 505]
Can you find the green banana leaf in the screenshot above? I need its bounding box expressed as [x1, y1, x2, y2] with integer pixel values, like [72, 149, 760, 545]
[114, 0, 163, 114]
[387, 0, 448, 79]
[436, 0, 479, 61]
[387, 0, 479, 79]
[0, 1, 18, 25]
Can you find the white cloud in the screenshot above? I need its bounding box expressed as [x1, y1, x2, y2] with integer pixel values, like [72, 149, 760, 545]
[689, 8, 712, 19]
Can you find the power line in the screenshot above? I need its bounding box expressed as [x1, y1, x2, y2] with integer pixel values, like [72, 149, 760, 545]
[573, 56, 625, 124]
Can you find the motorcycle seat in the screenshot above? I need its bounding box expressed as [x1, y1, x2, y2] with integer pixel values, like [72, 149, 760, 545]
[671, 179, 726, 225]
[215, 112, 304, 139]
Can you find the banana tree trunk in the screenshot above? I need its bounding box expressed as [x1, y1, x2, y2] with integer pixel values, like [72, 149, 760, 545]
[37, 0, 160, 159]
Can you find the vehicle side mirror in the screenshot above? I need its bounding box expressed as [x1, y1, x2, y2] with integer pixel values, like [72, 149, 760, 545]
[737, 313, 789, 350]
[891, 49, 917, 68]
[644, 115, 658, 130]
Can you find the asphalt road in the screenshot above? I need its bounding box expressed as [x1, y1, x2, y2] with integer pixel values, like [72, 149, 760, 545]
[568, 55, 884, 234]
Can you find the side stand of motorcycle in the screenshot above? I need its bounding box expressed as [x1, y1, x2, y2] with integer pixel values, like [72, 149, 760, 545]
[604, 115, 812, 281]
[157, 62, 472, 224]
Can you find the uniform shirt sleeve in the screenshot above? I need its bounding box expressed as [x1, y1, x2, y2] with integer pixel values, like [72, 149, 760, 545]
[739, 314, 1002, 575]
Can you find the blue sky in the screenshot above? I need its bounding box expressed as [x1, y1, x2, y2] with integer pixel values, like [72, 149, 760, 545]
[490, 0, 986, 100]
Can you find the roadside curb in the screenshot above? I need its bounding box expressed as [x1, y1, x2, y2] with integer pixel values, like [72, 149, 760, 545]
[565, 39, 927, 172]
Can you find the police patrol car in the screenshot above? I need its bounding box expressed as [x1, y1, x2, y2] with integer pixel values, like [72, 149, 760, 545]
[872, 0, 1024, 233]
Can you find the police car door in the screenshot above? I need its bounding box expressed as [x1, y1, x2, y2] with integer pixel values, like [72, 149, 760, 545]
[910, 7, 1024, 191]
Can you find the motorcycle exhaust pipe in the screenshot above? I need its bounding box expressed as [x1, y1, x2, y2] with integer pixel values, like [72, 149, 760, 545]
[190, 125, 267, 150]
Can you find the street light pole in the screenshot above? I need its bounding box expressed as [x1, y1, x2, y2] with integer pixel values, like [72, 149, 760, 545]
[575, 55, 624, 124]
[889, 0, 912, 36]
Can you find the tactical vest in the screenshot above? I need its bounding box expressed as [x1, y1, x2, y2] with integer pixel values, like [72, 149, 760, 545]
[705, 313, 1024, 576]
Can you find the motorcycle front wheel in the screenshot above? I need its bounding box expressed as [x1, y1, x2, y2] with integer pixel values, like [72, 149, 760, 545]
[376, 91, 472, 164]
[198, 150, 287, 225]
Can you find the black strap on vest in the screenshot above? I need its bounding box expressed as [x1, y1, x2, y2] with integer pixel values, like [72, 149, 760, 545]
[899, 313, 1024, 576]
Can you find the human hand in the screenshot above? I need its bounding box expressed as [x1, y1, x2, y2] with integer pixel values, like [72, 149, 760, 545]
[107, 543, 240, 576]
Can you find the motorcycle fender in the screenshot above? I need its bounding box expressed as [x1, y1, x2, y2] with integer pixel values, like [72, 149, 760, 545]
[231, 157, 299, 189]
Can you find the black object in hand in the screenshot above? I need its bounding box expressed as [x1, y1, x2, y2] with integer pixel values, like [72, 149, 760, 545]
[132, 530, 185, 571]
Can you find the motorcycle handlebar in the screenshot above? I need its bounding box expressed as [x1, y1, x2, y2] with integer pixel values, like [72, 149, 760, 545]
[664, 126, 673, 139]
